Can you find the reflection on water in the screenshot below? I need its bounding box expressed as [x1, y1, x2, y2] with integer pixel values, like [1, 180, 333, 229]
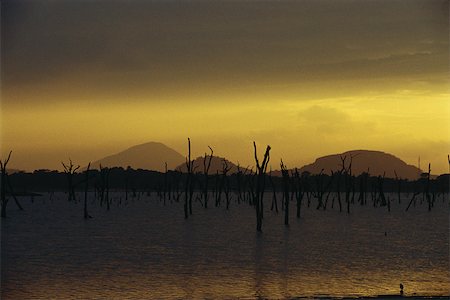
[1, 192, 449, 299]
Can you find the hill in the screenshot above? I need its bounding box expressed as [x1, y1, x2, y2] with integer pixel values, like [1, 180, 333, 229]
[90, 142, 184, 172]
[295, 150, 421, 180]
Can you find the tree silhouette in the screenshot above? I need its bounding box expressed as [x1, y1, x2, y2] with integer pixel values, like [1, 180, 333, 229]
[222, 159, 232, 210]
[253, 142, 271, 232]
[268, 168, 278, 213]
[99, 164, 111, 210]
[293, 168, 305, 216]
[62, 159, 80, 202]
[280, 159, 290, 226]
[393, 170, 402, 204]
[184, 138, 194, 218]
[84, 162, 92, 219]
[203, 146, 214, 208]
[1, 151, 13, 218]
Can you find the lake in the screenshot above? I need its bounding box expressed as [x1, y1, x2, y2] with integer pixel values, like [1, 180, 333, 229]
[1, 192, 449, 299]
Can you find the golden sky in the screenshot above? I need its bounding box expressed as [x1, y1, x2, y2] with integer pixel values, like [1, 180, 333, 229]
[2, 0, 449, 173]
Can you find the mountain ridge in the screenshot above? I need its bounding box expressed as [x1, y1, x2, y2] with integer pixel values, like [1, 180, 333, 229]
[89, 142, 185, 172]
[272, 149, 421, 180]
[89, 142, 423, 179]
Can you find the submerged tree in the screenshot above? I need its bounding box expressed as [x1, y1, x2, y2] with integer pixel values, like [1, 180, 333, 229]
[339, 155, 354, 214]
[424, 163, 432, 211]
[62, 159, 80, 202]
[84, 162, 92, 219]
[222, 159, 232, 210]
[99, 164, 111, 210]
[235, 164, 249, 204]
[184, 138, 195, 218]
[293, 168, 305, 217]
[202, 146, 214, 208]
[253, 142, 271, 232]
[394, 170, 402, 204]
[312, 169, 325, 210]
[1, 151, 13, 218]
[268, 168, 278, 213]
[280, 159, 290, 226]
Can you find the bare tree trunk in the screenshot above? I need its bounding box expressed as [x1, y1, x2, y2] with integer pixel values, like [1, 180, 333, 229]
[268, 171, 278, 213]
[84, 163, 91, 219]
[184, 138, 194, 218]
[253, 142, 271, 232]
[281, 160, 290, 226]
[6, 174, 24, 211]
[0, 151, 12, 218]
[203, 147, 213, 209]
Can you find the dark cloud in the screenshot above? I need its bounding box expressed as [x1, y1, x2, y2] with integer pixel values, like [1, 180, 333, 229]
[2, 0, 448, 102]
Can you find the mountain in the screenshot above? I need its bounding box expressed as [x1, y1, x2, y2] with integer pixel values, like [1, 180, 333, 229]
[6, 168, 23, 174]
[293, 150, 421, 180]
[90, 142, 184, 172]
[175, 156, 239, 174]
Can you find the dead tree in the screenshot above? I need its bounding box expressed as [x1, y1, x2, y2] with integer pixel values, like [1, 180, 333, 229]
[253, 142, 271, 232]
[406, 189, 421, 211]
[124, 171, 129, 205]
[424, 163, 432, 211]
[215, 169, 224, 207]
[1, 151, 12, 218]
[222, 159, 232, 210]
[394, 170, 402, 204]
[163, 162, 168, 205]
[84, 162, 92, 219]
[357, 170, 369, 206]
[377, 173, 387, 207]
[172, 170, 183, 203]
[99, 164, 111, 210]
[184, 138, 194, 218]
[280, 159, 290, 226]
[268, 168, 278, 213]
[236, 164, 249, 204]
[203, 146, 214, 208]
[293, 168, 305, 216]
[322, 171, 334, 210]
[247, 169, 256, 206]
[5, 174, 24, 211]
[312, 169, 326, 210]
[62, 159, 80, 202]
[0, 152, 24, 213]
[339, 155, 354, 214]
[331, 169, 343, 212]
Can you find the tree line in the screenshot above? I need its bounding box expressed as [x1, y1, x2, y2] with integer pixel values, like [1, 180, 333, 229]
[1, 144, 449, 232]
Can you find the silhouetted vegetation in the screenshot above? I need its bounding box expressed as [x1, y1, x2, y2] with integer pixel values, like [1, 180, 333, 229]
[253, 142, 271, 232]
[184, 138, 195, 218]
[280, 159, 290, 226]
[84, 162, 92, 219]
[202, 146, 214, 208]
[2, 146, 449, 231]
[1, 152, 25, 218]
[61, 159, 80, 202]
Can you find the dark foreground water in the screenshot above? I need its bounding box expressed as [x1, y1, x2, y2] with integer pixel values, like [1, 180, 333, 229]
[1, 192, 449, 299]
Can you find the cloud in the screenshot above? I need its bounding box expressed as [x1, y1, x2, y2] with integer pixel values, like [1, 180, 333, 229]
[2, 0, 448, 103]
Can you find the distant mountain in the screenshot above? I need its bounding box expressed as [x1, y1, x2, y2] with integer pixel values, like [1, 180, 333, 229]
[6, 168, 23, 174]
[90, 142, 184, 172]
[175, 156, 239, 174]
[287, 150, 421, 180]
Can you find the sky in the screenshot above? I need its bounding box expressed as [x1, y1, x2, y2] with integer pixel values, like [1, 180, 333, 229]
[1, 0, 449, 173]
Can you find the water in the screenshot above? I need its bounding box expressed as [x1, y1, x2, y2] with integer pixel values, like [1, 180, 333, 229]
[1, 192, 449, 299]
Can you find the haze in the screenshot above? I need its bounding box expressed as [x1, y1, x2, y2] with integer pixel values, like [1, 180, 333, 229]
[1, 0, 449, 173]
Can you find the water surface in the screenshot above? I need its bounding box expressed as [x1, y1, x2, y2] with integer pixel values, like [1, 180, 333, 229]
[2, 192, 449, 299]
